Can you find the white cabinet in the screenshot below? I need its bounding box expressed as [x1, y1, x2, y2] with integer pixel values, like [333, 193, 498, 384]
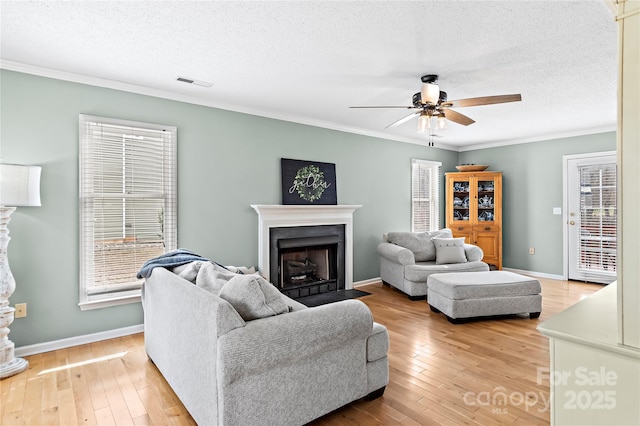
[538, 284, 640, 425]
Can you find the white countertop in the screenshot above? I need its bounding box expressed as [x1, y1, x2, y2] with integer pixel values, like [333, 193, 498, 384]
[538, 282, 640, 359]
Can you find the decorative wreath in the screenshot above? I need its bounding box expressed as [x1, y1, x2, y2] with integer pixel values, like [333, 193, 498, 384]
[293, 165, 327, 202]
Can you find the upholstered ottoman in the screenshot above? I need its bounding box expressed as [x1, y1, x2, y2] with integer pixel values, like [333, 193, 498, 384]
[427, 271, 542, 323]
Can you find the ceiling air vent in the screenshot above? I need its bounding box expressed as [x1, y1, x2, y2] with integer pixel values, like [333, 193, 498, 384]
[176, 76, 213, 87]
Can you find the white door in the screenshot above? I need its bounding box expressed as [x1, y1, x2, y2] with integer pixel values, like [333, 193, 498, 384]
[566, 153, 617, 284]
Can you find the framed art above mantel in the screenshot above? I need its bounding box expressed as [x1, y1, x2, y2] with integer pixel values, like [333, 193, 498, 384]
[281, 158, 337, 205]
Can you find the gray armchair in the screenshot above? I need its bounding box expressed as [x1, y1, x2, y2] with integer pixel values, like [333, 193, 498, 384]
[378, 228, 489, 299]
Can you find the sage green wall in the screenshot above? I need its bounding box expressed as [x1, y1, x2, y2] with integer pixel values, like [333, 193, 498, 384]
[1, 69, 617, 348]
[1, 70, 458, 347]
[459, 132, 616, 275]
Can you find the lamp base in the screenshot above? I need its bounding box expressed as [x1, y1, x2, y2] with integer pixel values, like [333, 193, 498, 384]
[0, 206, 29, 380]
[0, 356, 28, 379]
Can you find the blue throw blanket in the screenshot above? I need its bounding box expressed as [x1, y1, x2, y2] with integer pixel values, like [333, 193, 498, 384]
[137, 249, 210, 279]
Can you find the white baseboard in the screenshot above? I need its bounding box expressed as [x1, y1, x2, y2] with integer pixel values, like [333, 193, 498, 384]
[354, 277, 382, 287]
[15, 324, 144, 357]
[503, 267, 564, 281]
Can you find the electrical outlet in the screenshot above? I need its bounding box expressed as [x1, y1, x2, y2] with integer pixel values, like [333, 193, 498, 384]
[15, 303, 27, 318]
[528, 247, 535, 255]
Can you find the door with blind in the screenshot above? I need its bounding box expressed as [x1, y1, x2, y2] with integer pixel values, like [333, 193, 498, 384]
[567, 153, 617, 284]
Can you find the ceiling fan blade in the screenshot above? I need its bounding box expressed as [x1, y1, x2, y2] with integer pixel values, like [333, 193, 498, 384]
[443, 109, 475, 126]
[349, 106, 416, 109]
[447, 94, 522, 108]
[385, 111, 420, 129]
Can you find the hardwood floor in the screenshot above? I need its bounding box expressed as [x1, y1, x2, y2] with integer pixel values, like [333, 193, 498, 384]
[1, 277, 600, 425]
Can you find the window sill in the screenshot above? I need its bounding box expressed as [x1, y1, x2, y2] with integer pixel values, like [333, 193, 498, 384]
[79, 294, 141, 311]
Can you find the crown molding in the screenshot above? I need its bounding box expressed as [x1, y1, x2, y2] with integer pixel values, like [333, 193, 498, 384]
[458, 125, 617, 152]
[1, 60, 459, 152]
[1, 60, 614, 154]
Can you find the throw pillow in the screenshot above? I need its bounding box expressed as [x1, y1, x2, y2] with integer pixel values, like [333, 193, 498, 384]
[225, 265, 257, 275]
[195, 262, 239, 294]
[432, 237, 468, 265]
[387, 228, 453, 261]
[219, 274, 289, 321]
[173, 261, 204, 283]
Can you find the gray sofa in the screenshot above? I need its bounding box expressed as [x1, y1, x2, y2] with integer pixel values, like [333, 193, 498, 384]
[142, 264, 389, 426]
[378, 229, 489, 299]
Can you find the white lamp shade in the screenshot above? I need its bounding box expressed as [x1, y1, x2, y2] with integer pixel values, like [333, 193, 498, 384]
[421, 83, 440, 105]
[0, 164, 42, 207]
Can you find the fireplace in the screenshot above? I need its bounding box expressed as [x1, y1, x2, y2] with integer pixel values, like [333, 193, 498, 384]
[270, 225, 345, 298]
[251, 204, 361, 294]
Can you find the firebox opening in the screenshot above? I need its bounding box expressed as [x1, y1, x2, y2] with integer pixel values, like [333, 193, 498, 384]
[269, 224, 345, 299]
[280, 245, 336, 289]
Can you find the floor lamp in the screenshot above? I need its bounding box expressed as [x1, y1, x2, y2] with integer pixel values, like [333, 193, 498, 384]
[0, 163, 41, 379]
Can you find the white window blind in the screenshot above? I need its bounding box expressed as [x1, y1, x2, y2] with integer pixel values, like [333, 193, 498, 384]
[577, 163, 617, 282]
[79, 114, 177, 310]
[411, 159, 441, 232]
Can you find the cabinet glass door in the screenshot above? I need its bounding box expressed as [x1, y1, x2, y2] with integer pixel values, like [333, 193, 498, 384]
[477, 179, 496, 223]
[452, 179, 470, 222]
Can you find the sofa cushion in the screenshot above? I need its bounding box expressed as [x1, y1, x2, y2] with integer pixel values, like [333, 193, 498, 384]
[387, 229, 453, 261]
[432, 237, 468, 264]
[404, 260, 489, 282]
[219, 274, 290, 321]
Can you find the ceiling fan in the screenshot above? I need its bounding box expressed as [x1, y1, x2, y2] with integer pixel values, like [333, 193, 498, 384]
[350, 74, 522, 139]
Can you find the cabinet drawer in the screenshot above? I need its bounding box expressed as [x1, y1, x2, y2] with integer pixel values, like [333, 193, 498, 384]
[451, 225, 472, 233]
[473, 224, 500, 232]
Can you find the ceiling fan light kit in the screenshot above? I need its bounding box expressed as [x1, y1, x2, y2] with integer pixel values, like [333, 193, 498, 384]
[437, 113, 447, 130]
[350, 73, 522, 146]
[417, 111, 431, 134]
[420, 82, 440, 105]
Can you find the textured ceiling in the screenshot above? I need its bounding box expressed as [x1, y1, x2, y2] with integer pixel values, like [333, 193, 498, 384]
[0, 1, 617, 151]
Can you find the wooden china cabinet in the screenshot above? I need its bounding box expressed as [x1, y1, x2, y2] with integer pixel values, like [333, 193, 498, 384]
[445, 171, 502, 269]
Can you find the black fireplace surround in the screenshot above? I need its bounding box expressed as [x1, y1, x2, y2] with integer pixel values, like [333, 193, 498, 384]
[269, 224, 345, 299]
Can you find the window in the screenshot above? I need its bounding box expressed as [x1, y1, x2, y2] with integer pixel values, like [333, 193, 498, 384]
[79, 115, 177, 310]
[411, 159, 441, 232]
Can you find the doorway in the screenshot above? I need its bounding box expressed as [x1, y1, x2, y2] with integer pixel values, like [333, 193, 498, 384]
[564, 152, 617, 284]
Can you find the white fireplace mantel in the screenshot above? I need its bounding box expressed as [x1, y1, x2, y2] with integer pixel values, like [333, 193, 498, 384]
[251, 204, 362, 289]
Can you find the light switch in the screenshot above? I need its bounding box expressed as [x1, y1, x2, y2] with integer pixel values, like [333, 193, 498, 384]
[553, 207, 562, 215]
